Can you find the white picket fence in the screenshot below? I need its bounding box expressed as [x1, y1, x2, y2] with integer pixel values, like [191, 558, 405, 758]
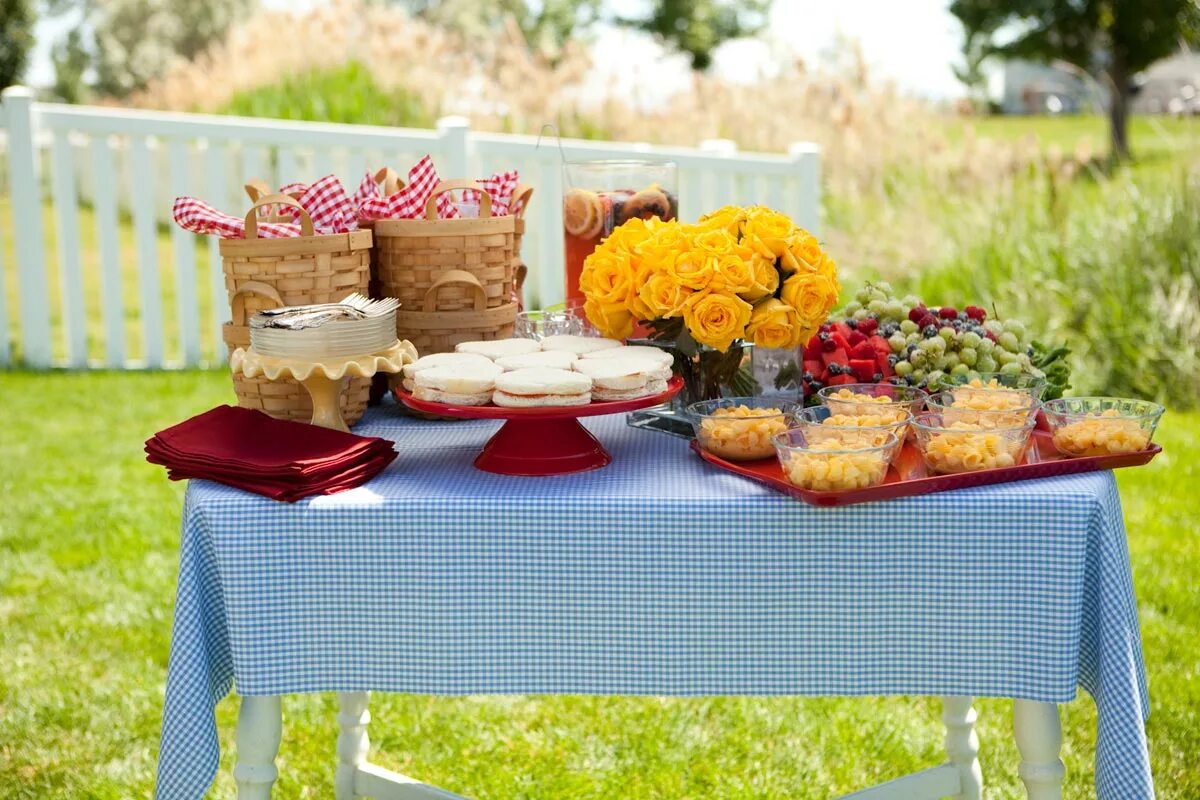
[0, 85, 820, 369]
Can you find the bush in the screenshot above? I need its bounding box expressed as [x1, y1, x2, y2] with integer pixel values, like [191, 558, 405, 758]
[908, 166, 1200, 408]
[218, 62, 433, 129]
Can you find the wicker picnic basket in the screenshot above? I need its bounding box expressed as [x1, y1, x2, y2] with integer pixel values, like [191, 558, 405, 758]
[218, 194, 373, 424]
[221, 282, 371, 424]
[371, 179, 518, 358]
[510, 183, 533, 305]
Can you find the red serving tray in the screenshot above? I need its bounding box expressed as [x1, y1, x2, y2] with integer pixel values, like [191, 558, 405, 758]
[691, 429, 1161, 507]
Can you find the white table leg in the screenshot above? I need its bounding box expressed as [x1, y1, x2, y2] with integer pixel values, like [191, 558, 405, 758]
[1013, 699, 1065, 800]
[234, 695, 282, 800]
[942, 696, 983, 800]
[336, 691, 371, 800]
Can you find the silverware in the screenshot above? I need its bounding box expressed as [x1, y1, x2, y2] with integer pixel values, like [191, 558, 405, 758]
[251, 294, 400, 330]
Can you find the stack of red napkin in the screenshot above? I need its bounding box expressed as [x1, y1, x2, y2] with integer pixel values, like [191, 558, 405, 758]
[145, 406, 396, 502]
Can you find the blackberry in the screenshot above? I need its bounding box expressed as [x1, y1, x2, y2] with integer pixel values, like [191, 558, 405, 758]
[922, 325, 939, 338]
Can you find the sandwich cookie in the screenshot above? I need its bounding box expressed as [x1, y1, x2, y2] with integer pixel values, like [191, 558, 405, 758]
[401, 352, 496, 391]
[493, 368, 592, 407]
[413, 362, 504, 406]
[539, 334, 623, 356]
[572, 358, 669, 401]
[578, 345, 674, 369]
[494, 350, 578, 371]
[454, 338, 541, 359]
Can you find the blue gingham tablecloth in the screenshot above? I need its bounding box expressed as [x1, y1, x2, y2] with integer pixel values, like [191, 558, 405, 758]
[156, 403, 1152, 800]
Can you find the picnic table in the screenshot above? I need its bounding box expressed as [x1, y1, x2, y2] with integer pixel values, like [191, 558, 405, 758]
[155, 403, 1153, 800]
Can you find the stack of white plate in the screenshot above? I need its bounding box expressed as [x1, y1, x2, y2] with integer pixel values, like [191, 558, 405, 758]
[250, 310, 397, 360]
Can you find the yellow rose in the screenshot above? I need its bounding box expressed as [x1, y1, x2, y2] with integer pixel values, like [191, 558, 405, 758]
[738, 254, 781, 302]
[637, 222, 691, 273]
[692, 228, 739, 256]
[815, 252, 840, 295]
[584, 297, 634, 340]
[579, 248, 632, 306]
[670, 250, 716, 291]
[781, 230, 824, 274]
[638, 271, 691, 318]
[682, 290, 753, 352]
[780, 272, 839, 330]
[607, 216, 656, 253]
[746, 298, 805, 350]
[742, 209, 795, 259]
[695, 205, 747, 236]
[711, 252, 756, 295]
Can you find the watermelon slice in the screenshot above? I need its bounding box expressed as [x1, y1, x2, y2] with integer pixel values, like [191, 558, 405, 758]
[829, 332, 851, 352]
[849, 340, 876, 361]
[827, 373, 856, 386]
[821, 348, 849, 369]
[831, 321, 854, 342]
[847, 330, 867, 348]
[802, 335, 823, 360]
[803, 359, 824, 378]
[869, 335, 892, 362]
[849, 358, 877, 382]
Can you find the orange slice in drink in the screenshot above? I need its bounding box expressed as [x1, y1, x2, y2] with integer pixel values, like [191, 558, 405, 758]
[564, 189, 604, 239]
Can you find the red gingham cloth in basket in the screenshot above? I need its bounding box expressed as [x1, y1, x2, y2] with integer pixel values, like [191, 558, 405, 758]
[462, 170, 521, 216]
[173, 174, 359, 239]
[354, 155, 460, 222]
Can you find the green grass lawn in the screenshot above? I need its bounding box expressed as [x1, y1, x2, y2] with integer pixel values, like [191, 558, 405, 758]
[1, 370, 1196, 799]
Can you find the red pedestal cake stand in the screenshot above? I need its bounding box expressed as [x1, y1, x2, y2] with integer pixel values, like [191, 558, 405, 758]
[395, 377, 682, 476]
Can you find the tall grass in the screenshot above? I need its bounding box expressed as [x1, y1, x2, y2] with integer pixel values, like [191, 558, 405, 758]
[909, 166, 1200, 407]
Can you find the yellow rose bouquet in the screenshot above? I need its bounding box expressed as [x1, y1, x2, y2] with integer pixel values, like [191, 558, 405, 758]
[579, 205, 839, 400]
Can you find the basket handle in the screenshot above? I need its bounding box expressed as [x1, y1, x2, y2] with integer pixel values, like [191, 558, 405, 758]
[511, 183, 534, 218]
[425, 179, 493, 220]
[229, 281, 285, 326]
[244, 193, 314, 239]
[244, 179, 273, 203]
[374, 166, 405, 196]
[422, 269, 487, 313]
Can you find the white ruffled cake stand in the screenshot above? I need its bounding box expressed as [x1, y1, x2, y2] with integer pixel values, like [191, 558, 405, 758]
[231, 341, 417, 432]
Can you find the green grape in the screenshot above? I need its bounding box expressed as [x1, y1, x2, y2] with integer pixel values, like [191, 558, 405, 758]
[853, 309, 871, 321]
[995, 350, 1016, 365]
[960, 347, 978, 366]
[894, 360, 913, 377]
[855, 287, 873, 304]
[928, 336, 946, 353]
[910, 349, 928, 366]
[976, 337, 994, 354]
[976, 354, 997, 372]
[961, 331, 981, 348]
[984, 320, 1005, 335]
[1005, 319, 1027, 339]
[868, 289, 888, 303]
[884, 301, 905, 321]
[899, 319, 918, 335]
[926, 369, 946, 387]
[998, 332, 1020, 352]
[910, 368, 927, 384]
[951, 363, 970, 377]
[939, 326, 956, 342]
[1000, 360, 1022, 375]
[901, 295, 921, 308]
[867, 299, 888, 314]
[906, 332, 921, 346]
[889, 334, 907, 353]
[842, 301, 863, 316]
[1017, 353, 1032, 369]
[874, 281, 894, 296]
[917, 338, 939, 352]
[942, 352, 960, 369]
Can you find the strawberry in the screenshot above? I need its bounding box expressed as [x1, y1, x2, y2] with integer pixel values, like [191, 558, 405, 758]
[965, 305, 986, 321]
[856, 317, 879, 336]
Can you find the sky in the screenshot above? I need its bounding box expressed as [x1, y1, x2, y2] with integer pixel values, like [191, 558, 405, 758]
[26, 0, 968, 101]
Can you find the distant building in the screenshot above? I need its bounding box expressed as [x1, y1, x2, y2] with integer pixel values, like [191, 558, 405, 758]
[1000, 60, 1099, 114]
[1133, 52, 1200, 115]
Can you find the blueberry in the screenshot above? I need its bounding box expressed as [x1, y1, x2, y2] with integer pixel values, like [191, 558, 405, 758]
[802, 371, 814, 382]
[846, 319, 858, 330]
[922, 325, 939, 338]
[809, 380, 824, 392]
[881, 322, 900, 337]
[818, 331, 830, 341]
[888, 376, 905, 385]
[906, 344, 918, 355]
[872, 372, 883, 382]
[887, 354, 899, 366]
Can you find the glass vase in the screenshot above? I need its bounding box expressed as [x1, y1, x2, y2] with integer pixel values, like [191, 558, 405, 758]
[626, 339, 757, 438]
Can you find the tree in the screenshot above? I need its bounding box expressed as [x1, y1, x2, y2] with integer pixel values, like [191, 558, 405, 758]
[0, 0, 35, 89]
[619, 0, 770, 70]
[950, 0, 1200, 161]
[394, 0, 602, 61]
[52, 29, 90, 103]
